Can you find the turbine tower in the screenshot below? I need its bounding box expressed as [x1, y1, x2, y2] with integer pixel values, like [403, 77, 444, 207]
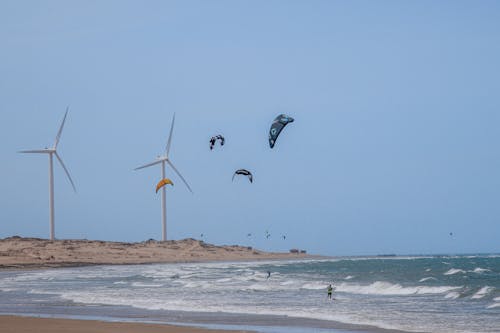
[134, 114, 192, 241]
[19, 107, 77, 240]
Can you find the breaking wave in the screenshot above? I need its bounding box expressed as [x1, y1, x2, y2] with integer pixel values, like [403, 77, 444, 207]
[444, 268, 466, 275]
[337, 281, 459, 296]
[445, 291, 461, 299]
[471, 286, 495, 299]
[419, 277, 437, 282]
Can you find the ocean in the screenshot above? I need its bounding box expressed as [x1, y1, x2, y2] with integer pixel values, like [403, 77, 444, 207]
[0, 255, 499, 333]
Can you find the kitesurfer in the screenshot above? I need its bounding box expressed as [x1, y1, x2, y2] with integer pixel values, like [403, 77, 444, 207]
[209, 137, 216, 150]
[327, 284, 334, 300]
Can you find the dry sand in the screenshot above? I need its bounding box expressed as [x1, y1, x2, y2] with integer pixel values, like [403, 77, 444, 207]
[0, 315, 252, 333]
[0, 236, 310, 269]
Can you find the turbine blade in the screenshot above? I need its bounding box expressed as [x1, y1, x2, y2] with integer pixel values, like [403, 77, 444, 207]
[18, 149, 49, 154]
[134, 159, 162, 170]
[54, 107, 69, 149]
[55, 152, 77, 193]
[165, 113, 175, 155]
[167, 159, 193, 193]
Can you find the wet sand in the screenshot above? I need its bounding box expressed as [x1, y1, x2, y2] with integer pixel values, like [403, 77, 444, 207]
[0, 315, 253, 333]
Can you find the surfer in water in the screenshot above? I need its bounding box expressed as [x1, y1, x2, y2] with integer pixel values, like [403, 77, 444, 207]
[266, 271, 271, 279]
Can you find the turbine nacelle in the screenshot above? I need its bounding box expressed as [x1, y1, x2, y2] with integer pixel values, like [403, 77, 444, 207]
[18, 148, 55, 154]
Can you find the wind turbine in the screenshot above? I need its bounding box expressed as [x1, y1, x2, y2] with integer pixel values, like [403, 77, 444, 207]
[134, 113, 193, 241]
[19, 107, 77, 241]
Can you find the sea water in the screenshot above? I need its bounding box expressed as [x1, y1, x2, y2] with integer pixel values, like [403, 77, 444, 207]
[0, 255, 499, 333]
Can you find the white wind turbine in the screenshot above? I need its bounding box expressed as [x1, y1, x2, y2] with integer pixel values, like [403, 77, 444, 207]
[19, 107, 77, 241]
[134, 114, 193, 241]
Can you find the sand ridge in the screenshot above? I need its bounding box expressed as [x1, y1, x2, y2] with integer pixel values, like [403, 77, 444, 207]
[0, 236, 309, 269]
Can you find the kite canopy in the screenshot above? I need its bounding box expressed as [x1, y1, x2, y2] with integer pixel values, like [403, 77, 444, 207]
[269, 114, 294, 148]
[209, 135, 225, 150]
[232, 169, 253, 183]
[156, 178, 174, 193]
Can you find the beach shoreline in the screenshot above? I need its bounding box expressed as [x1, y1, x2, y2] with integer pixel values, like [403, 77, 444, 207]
[3, 237, 485, 332]
[0, 315, 255, 333]
[0, 311, 409, 333]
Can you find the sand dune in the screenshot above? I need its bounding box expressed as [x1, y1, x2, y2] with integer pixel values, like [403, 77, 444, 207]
[0, 236, 309, 269]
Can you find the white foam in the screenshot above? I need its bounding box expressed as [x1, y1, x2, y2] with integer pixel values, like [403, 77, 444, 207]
[344, 275, 354, 280]
[28, 289, 59, 295]
[113, 281, 127, 285]
[301, 282, 326, 290]
[486, 303, 500, 309]
[444, 268, 466, 275]
[182, 281, 213, 289]
[471, 267, 491, 274]
[337, 281, 460, 296]
[419, 277, 437, 282]
[279, 280, 294, 286]
[445, 291, 460, 299]
[130, 282, 163, 288]
[471, 286, 494, 299]
[245, 283, 275, 291]
[216, 278, 232, 283]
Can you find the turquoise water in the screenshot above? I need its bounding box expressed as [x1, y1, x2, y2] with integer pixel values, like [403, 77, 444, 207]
[0, 255, 499, 332]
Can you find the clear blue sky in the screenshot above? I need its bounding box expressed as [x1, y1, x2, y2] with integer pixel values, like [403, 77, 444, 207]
[1, 0, 499, 256]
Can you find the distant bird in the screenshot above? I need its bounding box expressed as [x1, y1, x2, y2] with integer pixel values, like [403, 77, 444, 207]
[282, 235, 286, 240]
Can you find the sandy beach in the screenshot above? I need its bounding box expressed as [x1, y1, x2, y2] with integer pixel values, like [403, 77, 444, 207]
[0, 315, 253, 333]
[0, 237, 310, 332]
[4, 237, 489, 333]
[0, 236, 309, 269]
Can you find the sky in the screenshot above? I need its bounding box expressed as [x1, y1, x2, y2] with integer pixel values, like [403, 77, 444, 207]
[1, 0, 499, 256]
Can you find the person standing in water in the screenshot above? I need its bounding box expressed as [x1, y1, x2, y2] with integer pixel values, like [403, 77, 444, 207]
[327, 284, 334, 300]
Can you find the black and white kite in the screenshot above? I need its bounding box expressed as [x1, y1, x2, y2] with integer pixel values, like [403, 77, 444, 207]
[232, 169, 253, 183]
[209, 135, 225, 150]
[269, 114, 294, 148]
